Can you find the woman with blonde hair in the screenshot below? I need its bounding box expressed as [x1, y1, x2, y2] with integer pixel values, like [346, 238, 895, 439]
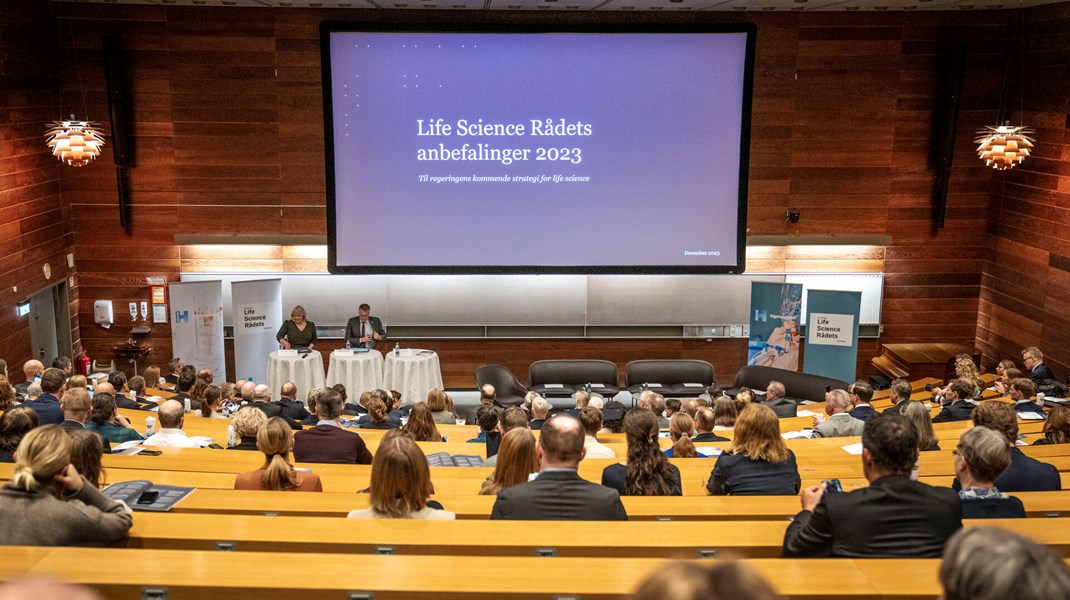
[66, 374, 87, 390]
[713, 395, 738, 429]
[348, 432, 455, 519]
[142, 365, 163, 388]
[360, 395, 399, 430]
[68, 429, 106, 490]
[199, 385, 227, 419]
[0, 375, 16, 411]
[665, 412, 697, 458]
[602, 409, 682, 496]
[0, 425, 131, 545]
[954, 358, 985, 396]
[734, 387, 754, 413]
[235, 417, 321, 492]
[426, 388, 456, 425]
[228, 405, 267, 450]
[481, 428, 539, 495]
[707, 403, 800, 495]
[403, 403, 445, 442]
[902, 400, 940, 451]
[276, 304, 317, 350]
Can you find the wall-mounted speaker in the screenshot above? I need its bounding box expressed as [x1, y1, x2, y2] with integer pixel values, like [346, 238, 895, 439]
[931, 42, 967, 230]
[102, 35, 133, 233]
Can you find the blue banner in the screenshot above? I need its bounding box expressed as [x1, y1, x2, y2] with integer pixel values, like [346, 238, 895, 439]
[804, 289, 862, 383]
[748, 282, 803, 371]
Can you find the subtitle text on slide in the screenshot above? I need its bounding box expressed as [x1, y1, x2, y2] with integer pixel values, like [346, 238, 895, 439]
[418, 174, 591, 184]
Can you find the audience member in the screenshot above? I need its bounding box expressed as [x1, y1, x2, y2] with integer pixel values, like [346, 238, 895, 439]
[931, 379, 976, 423]
[601, 400, 627, 433]
[846, 381, 878, 421]
[25, 382, 42, 402]
[762, 380, 797, 418]
[0, 407, 38, 463]
[734, 387, 755, 413]
[649, 394, 669, 428]
[227, 405, 268, 450]
[164, 358, 183, 385]
[572, 389, 591, 411]
[579, 407, 616, 458]
[707, 404, 800, 496]
[1022, 346, 1054, 384]
[127, 376, 150, 409]
[355, 389, 401, 427]
[939, 526, 1070, 600]
[171, 369, 200, 410]
[468, 404, 499, 443]
[275, 382, 311, 422]
[67, 375, 87, 390]
[403, 402, 445, 442]
[292, 388, 373, 464]
[994, 358, 1017, 378]
[681, 398, 701, 419]
[360, 395, 400, 430]
[1008, 377, 1041, 415]
[235, 417, 321, 492]
[0, 425, 131, 545]
[902, 400, 940, 451]
[708, 399, 736, 434]
[1034, 406, 1070, 445]
[248, 384, 301, 430]
[782, 414, 961, 557]
[142, 400, 201, 448]
[106, 371, 136, 409]
[85, 393, 143, 444]
[484, 407, 532, 467]
[529, 395, 550, 430]
[491, 414, 627, 520]
[343, 389, 368, 417]
[480, 428, 539, 496]
[348, 431, 454, 520]
[666, 412, 697, 458]
[0, 376, 16, 411]
[58, 389, 111, 454]
[15, 360, 44, 396]
[993, 367, 1023, 395]
[198, 386, 226, 419]
[24, 368, 65, 425]
[601, 409, 681, 496]
[957, 401, 1060, 492]
[882, 378, 914, 415]
[142, 365, 163, 389]
[300, 387, 326, 427]
[633, 560, 781, 600]
[811, 389, 864, 438]
[51, 356, 72, 378]
[67, 429, 105, 490]
[953, 357, 985, 396]
[664, 398, 681, 418]
[426, 388, 457, 425]
[196, 368, 213, 385]
[953, 426, 1024, 518]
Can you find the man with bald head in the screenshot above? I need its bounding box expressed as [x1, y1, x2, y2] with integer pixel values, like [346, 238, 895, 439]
[249, 383, 301, 430]
[276, 381, 311, 421]
[239, 381, 256, 404]
[490, 414, 627, 521]
[142, 400, 201, 447]
[15, 360, 44, 396]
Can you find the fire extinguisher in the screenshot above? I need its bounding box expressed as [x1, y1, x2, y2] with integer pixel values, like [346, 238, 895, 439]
[76, 349, 91, 376]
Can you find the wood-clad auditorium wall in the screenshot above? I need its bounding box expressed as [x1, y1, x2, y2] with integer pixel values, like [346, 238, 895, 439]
[978, 3, 1070, 379]
[7, 1, 1057, 387]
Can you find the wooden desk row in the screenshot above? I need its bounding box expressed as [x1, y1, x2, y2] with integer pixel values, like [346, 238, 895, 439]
[120, 513, 1070, 559]
[0, 546, 970, 599]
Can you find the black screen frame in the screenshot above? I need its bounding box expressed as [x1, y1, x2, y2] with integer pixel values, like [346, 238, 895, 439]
[321, 20, 756, 276]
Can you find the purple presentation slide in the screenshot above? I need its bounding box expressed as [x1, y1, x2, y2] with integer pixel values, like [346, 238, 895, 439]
[325, 29, 751, 272]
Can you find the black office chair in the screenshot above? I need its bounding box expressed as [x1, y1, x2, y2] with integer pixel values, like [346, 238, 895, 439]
[474, 364, 528, 408]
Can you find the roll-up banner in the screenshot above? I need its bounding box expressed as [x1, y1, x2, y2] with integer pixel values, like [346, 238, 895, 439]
[232, 278, 283, 385]
[804, 289, 862, 383]
[169, 280, 226, 381]
[748, 282, 803, 371]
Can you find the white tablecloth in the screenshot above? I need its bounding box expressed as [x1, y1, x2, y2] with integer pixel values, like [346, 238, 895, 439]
[267, 350, 325, 405]
[326, 350, 385, 398]
[383, 349, 444, 406]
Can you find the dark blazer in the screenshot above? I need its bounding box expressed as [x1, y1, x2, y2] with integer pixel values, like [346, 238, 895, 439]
[228, 436, 259, 451]
[601, 463, 682, 496]
[293, 424, 373, 464]
[1029, 363, 1055, 384]
[961, 496, 1026, 519]
[529, 418, 546, 430]
[764, 397, 797, 418]
[252, 402, 302, 430]
[490, 469, 627, 521]
[277, 397, 311, 422]
[1013, 400, 1044, 416]
[848, 404, 879, 422]
[25, 393, 63, 425]
[953, 447, 1061, 492]
[707, 450, 801, 496]
[59, 420, 112, 453]
[932, 400, 975, 423]
[115, 394, 140, 410]
[356, 413, 402, 427]
[783, 475, 962, 558]
[344, 315, 386, 349]
[883, 401, 906, 416]
[693, 432, 730, 442]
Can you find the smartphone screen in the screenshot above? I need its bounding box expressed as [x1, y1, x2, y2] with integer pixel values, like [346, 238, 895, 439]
[823, 479, 843, 493]
[136, 490, 160, 504]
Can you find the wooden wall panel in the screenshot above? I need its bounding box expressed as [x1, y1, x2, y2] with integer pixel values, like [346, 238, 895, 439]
[7, 3, 1064, 387]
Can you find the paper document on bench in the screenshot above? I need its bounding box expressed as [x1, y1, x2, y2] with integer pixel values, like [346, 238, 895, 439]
[103, 480, 194, 512]
[841, 442, 864, 455]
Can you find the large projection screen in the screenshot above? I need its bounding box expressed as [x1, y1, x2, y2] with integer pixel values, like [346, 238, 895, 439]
[321, 22, 755, 275]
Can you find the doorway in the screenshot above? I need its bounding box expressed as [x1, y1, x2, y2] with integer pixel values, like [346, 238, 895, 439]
[28, 282, 72, 364]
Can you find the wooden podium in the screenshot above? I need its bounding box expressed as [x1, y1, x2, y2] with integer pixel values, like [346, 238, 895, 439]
[871, 343, 980, 382]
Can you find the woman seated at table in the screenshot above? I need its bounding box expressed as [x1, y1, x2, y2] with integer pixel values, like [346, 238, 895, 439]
[601, 409, 682, 496]
[481, 428, 539, 495]
[402, 402, 446, 442]
[427, 388, 457, 425]
[347, 431, 455, 519]
[712, 395, 738, 430]
[0, 425, 132, 545]
[199, 386, 227, 419]
[235, 417, 322, 492]
[1034, 406, 1070, 445]
[85, 393, 143, 444]
[0, 406, 38, 463]
[276, 305, 317, 350]
[360, 395, 400, 430]
[664, 412, 697, 459]
[706, 404, 800, 496]
[228, 406, 267, 450]
[68, 429, 106, 490]
[902, 400, 941, 451]
[142, 365, 164, 389]
[954, 426, 1024, 518]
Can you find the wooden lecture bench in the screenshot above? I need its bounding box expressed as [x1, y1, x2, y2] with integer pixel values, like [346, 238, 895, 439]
[119, 513, 1070, 558]
[0, 548, 984, 599]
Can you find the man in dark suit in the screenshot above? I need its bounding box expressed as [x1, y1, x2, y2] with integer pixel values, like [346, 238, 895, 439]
[763, 380, 797, 418]
[14, 360, 44, 397]
[276, 381, 311, 422]
[24, 368, 66, 425]
[782, 414, 962, 558]
[847, 381, 879, 421]
[693, 407, 729, 442]
[163, 357, 183, 386]
[58, 388, 112, 453]
[491, 414, 627, 521]
[170, 369, 200, 411]
[1022, 346, 1054, 384]
[932, 379, 976, 423]
[106, 371, 138, 410]
[292, 388, 373, 464]
[1008, 378, 1044, 416]
[953, 401, 1060, 492]
[344, 303, 387, 349]
[249, 384, 302, 430]
[881, 379, 913, 416]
